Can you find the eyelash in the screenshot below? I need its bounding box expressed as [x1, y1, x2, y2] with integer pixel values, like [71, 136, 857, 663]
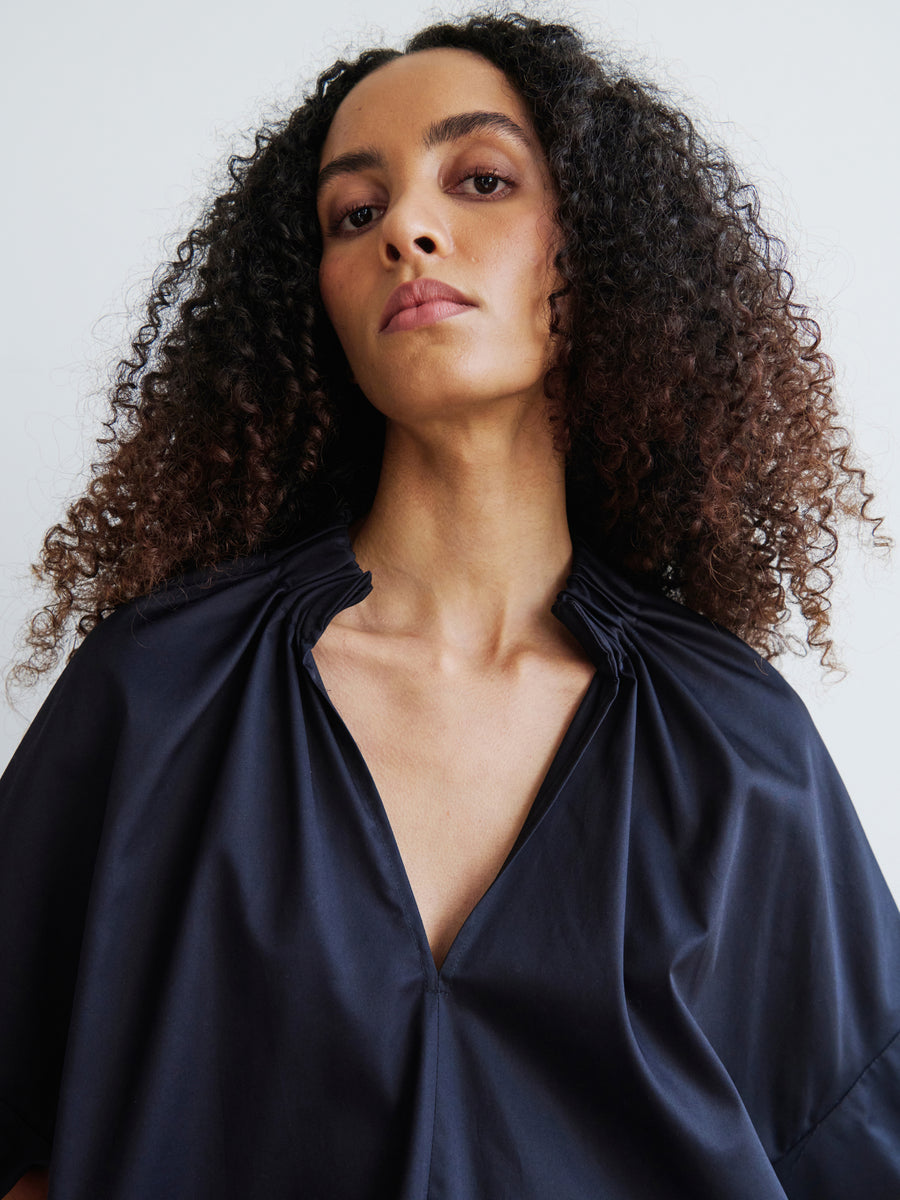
[328, 166, 516, 236]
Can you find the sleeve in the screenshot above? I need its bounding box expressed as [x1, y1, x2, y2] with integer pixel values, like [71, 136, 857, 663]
[773, 1029, 900, 1197]
[764, 755, 900, 1200]
[638, 588, 900, 1196]
[0, 636, 123, 1192]
[690, 679, 900, 1196]
[775, 744, 900, 1196]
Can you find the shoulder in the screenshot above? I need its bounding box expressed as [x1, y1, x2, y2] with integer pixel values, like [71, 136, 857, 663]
[66, 519, 367, 690]
[569, 535, 823, 775]
[4, 520, 367, 773]
[565, 538, 867, 920]
[1, 520, 367, 813]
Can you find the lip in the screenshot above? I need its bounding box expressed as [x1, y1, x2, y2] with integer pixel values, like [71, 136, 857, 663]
[379, 278, 477, 333]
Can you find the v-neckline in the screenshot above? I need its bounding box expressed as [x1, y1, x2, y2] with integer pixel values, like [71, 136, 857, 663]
[315, 660, 609, 972]
[303, 631, 617, 984]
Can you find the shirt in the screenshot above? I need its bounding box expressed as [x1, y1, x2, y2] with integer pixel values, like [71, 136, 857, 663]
[1, 518, 898, 1199]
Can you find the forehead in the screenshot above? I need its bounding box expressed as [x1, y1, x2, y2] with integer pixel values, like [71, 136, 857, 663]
[320, 47, 533, 159]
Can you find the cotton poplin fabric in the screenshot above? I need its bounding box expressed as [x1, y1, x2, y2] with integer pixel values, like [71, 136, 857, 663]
[1, 520, 898, 1198]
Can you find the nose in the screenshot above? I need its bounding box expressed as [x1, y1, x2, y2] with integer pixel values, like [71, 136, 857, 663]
[378, 190, 452, 265]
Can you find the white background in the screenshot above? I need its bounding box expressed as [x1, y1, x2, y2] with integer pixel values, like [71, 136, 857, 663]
[2, 0, 897, 898]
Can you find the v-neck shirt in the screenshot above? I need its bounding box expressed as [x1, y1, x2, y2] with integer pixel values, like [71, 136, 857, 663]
[1, 519, 899, 1198]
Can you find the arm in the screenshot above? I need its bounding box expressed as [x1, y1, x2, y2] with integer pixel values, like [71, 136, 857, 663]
[0, 629, 122, 1190]
[2, 1169, 49, 1200]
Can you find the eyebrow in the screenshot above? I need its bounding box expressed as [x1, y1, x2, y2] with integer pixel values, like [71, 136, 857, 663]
[316, 110, 533, 196]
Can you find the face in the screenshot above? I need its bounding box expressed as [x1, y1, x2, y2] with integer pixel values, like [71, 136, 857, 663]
[316, 48, 563, 425]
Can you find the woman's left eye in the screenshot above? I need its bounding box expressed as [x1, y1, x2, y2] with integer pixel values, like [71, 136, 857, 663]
[455, 169, 514, 197]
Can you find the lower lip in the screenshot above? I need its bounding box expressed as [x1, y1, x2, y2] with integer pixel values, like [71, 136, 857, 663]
[383, 299, 474, 334]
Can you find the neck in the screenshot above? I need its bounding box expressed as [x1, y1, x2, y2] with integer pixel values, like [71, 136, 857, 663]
[347, 407, 573, 663]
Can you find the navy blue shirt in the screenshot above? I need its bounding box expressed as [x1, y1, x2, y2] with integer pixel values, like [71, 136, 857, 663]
[1, 520, 898, 1198]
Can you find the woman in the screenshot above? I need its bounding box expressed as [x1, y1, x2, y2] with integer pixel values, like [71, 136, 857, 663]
[1, 11, 898, 1199]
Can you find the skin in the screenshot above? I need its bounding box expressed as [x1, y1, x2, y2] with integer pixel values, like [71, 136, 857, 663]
[314, 48, 596, 968]
[317, 48, 564, 427]
[3, 1168, 48, 1200]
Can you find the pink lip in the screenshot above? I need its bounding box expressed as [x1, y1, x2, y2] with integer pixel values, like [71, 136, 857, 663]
[379, 278, 476, 333]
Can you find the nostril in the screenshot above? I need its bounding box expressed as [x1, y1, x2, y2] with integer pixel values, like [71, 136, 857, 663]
[414, 236, 436, 253]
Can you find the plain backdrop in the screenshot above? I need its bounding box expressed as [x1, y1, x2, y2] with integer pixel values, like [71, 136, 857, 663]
[2, 0, 898, 899]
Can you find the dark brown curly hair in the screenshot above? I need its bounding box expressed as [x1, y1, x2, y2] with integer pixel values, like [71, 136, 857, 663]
[15, 10, 886, 685]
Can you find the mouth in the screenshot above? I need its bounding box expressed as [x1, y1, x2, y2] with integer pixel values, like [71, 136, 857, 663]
[380, 278, 477, 334]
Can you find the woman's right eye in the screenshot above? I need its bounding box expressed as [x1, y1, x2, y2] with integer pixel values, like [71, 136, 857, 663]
[331, 203, 382, 235]
[346, 205, 375, 229]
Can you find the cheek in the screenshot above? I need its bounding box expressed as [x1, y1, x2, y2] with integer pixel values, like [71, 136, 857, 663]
[482, 227, 551, 304]
[317, 256, 358, 346]
[317, 261, 341, 330]
[500, 209, 559, 284]
[510, 243, 561, 332]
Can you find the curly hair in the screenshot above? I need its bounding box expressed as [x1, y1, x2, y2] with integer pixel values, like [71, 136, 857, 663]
[14, 9, 885, 685]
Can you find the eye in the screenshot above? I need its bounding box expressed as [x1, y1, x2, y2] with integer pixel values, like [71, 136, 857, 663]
[346, 205, 376, 229]
[454, 168, 515, 198]
[331, 202, 382, 235]
[473, 173, 501, 194]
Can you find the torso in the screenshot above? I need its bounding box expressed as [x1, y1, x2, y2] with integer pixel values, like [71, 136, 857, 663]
[312, 617, 596, 969]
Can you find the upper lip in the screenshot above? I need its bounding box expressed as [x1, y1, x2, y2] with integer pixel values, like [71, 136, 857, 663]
[379, 278, 476, 331]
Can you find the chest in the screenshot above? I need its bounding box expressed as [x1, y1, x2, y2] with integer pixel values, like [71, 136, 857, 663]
[311, 631, 596, 968]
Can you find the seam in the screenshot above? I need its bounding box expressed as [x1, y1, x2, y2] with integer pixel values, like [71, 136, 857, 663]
[772, 1024, 900, 1166]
